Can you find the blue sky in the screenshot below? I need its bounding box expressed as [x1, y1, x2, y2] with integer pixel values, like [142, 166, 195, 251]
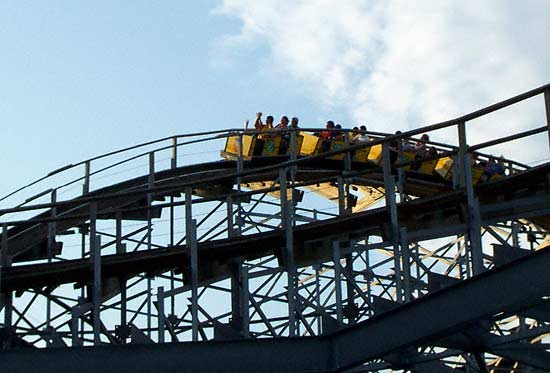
[0, 1, 328, 197]
[1, 1, 549, 199]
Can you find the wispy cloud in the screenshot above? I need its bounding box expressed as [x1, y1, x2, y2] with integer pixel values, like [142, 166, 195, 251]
[214, 0, 550, 162]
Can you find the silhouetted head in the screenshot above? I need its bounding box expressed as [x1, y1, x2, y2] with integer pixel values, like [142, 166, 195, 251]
[266, 116, 274, 124]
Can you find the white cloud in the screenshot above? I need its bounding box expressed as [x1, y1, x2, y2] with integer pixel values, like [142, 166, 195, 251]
[214, 0, 550, 163]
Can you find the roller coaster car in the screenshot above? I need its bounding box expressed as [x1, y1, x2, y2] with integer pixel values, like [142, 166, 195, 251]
[299, 133, 383, 165]
[433, 157, 484, 183]
[433, 157, 505, 184]
[435, 157, 453, 180]
[399, 151, 416, 171]
[299, 132, 325, 156]
[398, 151, 440, 176]
[471, 165, 485, 184]
[221, 133, 304, 160]
[418, 157, 439, 175]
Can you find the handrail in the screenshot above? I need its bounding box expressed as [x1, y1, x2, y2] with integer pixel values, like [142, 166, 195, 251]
[0, 120, 542, 217]
[0, 121, 544, 218]
[54, 133, 232, 192]
[1, 82, 548, 206]
[0, 129, 240, 203]
[470, 125, 548, 152]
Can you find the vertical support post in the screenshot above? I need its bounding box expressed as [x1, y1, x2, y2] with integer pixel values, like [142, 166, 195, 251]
[90, 202, 101, 346]
[146, 152, 155, 337]
[171, 136, 178, 169]
[365, 247, 372, 307]
[157, 286, 165, 343]
[400, 228, 411, 303]
[344, 253, 356, 324]
[116, 212, 127, 343]
[544, 89, 550, 154]
[83, 160, 90, 195]
[185, 187, 193, 243]
[48, 189, 57, 258]
[46, 189, 57, 330]
[314, 266, 321, 334]
[344, 132, 352, 173]
[458, 122, 484, 275]
[463, 235, 472, 278]
[451, 156, 460, 189]
[512, 222, 520, 248]
[237, 133, 244, 173]
[337, 176, 346, 215]
[71, 310, 80, 347]
[0, 225, 7, 264]
[230, 263, 250, 338]
[332, 241, 343, 325]
[342, 133, 352, 215]
[227, 196, 234, 238]
[232, 133, 243, 235]
[116, 212, 123, 254]
[290, 128, 298, 181]
[241, 265, 249, 338]
[233, 134, 246, 334]
[382, 143, 402, 302]
[230, 263, 240, 332]
[120, 282, 127, 343]
[279, 168, 296, 336]
[457, 123, 467, 188]
[185, 187, 199, 341]
[414, 242, 420, 298]
[396, 135, 405, 203]
[170, 140, 177, 316]
[79, 221, 86, 341]
[337, 175, 355, 320]
[2, 224, 12, 329]
[188, 218, 199, 342]
[289, 129, 298, 227]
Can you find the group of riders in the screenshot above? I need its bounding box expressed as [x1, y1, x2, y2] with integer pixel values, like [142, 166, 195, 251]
[244, 112, 506, 180]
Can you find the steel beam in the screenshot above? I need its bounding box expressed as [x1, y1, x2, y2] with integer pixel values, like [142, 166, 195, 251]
[90, 203, 101, 346]
[5, 237, 550, 372]
[382, 143, 402, 301]
[280, 168, 297, 336]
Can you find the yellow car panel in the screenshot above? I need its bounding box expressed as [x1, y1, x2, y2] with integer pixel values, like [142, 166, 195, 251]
[300, 132, 322, 156]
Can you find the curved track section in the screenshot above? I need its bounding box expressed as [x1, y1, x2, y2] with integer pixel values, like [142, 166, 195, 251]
[1, 83, 550, 372]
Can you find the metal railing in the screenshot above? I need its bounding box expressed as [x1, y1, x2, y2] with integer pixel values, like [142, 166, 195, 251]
[0, 82, 548, 225]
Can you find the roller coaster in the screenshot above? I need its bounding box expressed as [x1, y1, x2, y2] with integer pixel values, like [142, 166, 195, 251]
[1, 84, 550, 372]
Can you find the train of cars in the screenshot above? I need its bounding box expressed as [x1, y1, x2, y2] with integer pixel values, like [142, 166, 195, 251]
[221, 131, 504, 185]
